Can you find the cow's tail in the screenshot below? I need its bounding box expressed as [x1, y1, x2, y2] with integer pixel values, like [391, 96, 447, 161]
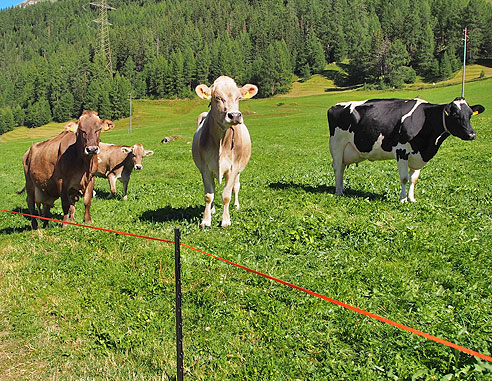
[16, 186, 26, 194]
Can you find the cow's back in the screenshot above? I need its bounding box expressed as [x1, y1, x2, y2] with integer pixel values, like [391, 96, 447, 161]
[95, 143, 128, 176]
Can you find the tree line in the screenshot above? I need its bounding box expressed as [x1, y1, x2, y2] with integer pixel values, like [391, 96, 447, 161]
[1, 0, 491, 132]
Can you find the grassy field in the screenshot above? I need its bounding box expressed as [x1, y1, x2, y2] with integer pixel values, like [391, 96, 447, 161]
[1, 77, 492, 380]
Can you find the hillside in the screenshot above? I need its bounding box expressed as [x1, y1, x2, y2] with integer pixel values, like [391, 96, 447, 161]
[1, 0, 492, 134]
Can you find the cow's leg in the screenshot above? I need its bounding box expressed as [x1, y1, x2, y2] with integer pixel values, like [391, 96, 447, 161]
[42, 204, 51, 228]
[201, 172, 215, 227]
[407, 168, 421, 202]
[61, 194, 72, 228]
[221, 172, 237, 227]
[233, 173, 241, 210]
[26, 187, 38, 229]
[122, 176, 130, 201]
[397, 159, 410, 203]
[83, 179, 95, 223]
[329, 138, 345, 195]
[108, 173, 117, 198]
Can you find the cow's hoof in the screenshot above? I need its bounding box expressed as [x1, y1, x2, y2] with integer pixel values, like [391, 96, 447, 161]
[123, 195, 128, 201]
[211, 206, 216, 214]
[200, 220, 211, 228]
[221, 220, 231, 228]
[400, 198, 408, 204]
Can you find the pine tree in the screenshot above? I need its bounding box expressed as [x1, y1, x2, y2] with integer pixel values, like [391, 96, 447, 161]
[52, 92, 74, 122]
[111, 73, 131, 119]
[439, 51, 453, 80]
[13, 105, 25, 127]
[99, 79, 113, 120]
[1, 107, 15, 132]
[306, 30, 326, 74]
[182, 46, 196, 91]
[84, 81, 101, 113]
[122, 56, 137, 87]
[170, 50, 187, 98]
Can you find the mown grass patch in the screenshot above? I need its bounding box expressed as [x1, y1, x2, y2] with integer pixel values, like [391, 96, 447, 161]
[0, 79, 491, 379]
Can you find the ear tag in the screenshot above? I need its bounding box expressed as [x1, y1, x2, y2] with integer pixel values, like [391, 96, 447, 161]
[200, 89, 211, 100]
[69, 126, 76, 132]
[444, 110, 449, 116]
[473, 110, 479, 116]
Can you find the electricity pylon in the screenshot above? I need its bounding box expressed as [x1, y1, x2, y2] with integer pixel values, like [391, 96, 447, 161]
[89, 1, 115, 78]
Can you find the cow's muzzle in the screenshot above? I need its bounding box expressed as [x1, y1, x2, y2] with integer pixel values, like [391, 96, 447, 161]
[134, 164, 143, 170]
[226, 112, 242, 125]
[85, 146, 100, 155]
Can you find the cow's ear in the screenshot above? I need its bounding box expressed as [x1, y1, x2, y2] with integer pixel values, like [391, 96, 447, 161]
[471, 105, 485, 116]
[240, 84, 258, 99]
[195, 84, 212, 100]
[65, 123, 77, 133]
[144, 150, 154, 157]
[121, 146, 132, 154]
[102, 120, 114, 131]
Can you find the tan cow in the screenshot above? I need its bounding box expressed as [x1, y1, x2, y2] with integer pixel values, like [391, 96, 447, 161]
[22, 110, 114, 228]
[94, 143, 154, 200]
[192, 76, 258, 227]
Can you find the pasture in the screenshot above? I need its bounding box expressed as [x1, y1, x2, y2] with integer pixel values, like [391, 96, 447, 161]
[1, 78, 492, 379]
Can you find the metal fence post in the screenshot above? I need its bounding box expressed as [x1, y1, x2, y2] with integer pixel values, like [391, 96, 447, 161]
[174, 228, 184, 381]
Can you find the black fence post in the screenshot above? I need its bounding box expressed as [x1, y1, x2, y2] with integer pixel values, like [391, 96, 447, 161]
[175, 228, 184, 381]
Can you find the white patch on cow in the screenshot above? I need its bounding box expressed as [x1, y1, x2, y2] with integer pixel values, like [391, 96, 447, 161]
[337, 100, 368, 114]
[453, 99, 468, 110]
[401, 98, 428, 123]
[408, 152, 427, 169]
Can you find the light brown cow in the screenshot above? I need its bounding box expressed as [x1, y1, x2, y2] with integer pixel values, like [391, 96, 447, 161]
[193, 76, 258, 227]
[22, 110, 114, 228]
[94, 143, 154, 200]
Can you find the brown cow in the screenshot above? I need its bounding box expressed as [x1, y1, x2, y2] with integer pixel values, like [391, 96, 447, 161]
[22, 110, 114, 228]
[94, 143, 154, 200]
[193, 76, 258, 227]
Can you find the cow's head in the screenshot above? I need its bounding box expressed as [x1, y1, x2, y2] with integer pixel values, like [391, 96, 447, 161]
[76, 110, 114, 156]
[121, 144, 154, 170]
[444, 98, 484, 140]
[195, 76, 258, 129]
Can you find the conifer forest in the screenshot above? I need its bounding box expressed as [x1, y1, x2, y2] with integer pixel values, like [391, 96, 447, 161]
[0, 0, 491, 132]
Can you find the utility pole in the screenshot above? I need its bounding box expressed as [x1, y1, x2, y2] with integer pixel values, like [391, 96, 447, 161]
[89, 1, 116, 78]
[461, 27, 468, 98]
[129, 92, 132, 133]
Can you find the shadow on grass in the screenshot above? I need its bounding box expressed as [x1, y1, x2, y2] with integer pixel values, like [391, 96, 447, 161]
[139, 205, 202, 223]
[268, 181, 387, 201]
[93, 188, 121, 200]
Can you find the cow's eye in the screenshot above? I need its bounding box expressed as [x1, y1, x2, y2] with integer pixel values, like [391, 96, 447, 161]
[215, 96, 223, 102]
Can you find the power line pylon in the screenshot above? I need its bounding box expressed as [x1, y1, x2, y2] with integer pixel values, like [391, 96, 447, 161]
[89, 1, 116, 78]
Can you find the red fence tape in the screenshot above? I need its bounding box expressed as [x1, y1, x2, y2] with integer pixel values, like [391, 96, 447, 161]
[1, 208, 491, 363]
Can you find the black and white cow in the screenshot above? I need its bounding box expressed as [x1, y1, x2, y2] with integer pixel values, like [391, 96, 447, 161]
[327, 97, 484, 202]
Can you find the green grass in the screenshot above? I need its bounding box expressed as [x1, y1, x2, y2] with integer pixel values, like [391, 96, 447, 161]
[1, 78, 492, 380]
